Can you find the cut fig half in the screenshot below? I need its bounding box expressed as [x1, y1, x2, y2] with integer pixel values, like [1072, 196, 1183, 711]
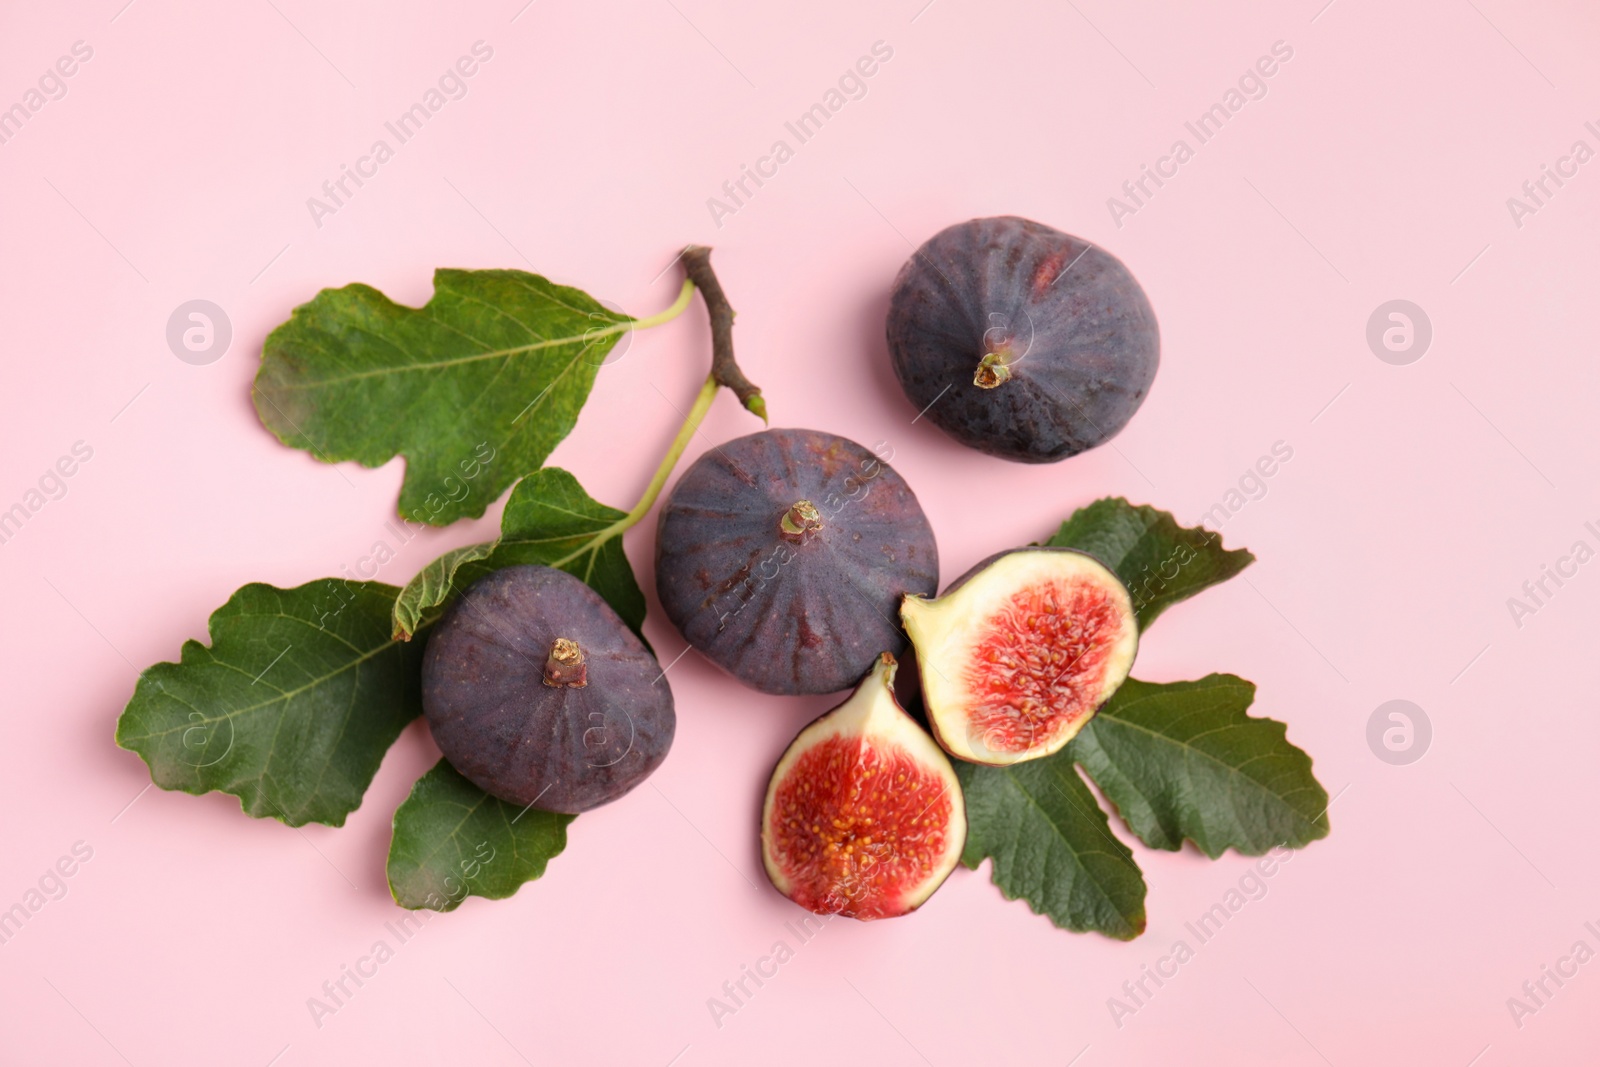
[901, 548, 1138, 766]
[761, 653, 966, 920]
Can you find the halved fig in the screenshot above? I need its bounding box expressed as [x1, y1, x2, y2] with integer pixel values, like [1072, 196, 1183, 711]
[761, 654, 965, 920]
[901, 548, 1138, 766]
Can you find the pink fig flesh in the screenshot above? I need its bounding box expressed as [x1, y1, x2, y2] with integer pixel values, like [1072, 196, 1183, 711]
[761, 654, 966, 920]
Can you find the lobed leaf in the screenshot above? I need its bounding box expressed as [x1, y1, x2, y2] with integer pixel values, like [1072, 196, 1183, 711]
[391, 467, 644, 641]
[953, 498, 1327, 937]
[1069, 675, 1330, 857]
[391, 542, 498, 641]
[115, 580, 425, 827]
[255, 269, 628, 527]
[956, 757, 1147, 939]
[387, 760, 574, 911]
[1045, 497, 1253, 629]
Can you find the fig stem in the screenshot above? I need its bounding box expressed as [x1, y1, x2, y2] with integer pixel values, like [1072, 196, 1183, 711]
[680, 245, 767, 422]
[551, 374, 717, 571]
[542, 637, 588, 688]
[550, 247, 762, 569]
[779, 499, 823, 541]
[974, 352, 1013, 389]
[624, 373, 720, 528]
[609, 276, 697, 337]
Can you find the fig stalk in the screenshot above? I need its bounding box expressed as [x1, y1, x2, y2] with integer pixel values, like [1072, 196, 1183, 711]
[542, 638, 588, 689]
[681, 244, 766, 422]
[617, 276, 697, 334]
[778, 500, 823, 541]
[551, 248, 764, 570]
[974, 352, 1013, 389]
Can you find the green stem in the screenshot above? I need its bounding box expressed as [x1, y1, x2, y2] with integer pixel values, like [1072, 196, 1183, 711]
[551, 374, 718, 567]
[623, 373, 718, 526]
[396, 265, 746, 637]
[551, 247, 762, 565]
[592, 277, 695, 340]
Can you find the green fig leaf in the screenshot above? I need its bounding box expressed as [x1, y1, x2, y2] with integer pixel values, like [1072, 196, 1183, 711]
[1069, 675, 1330, 857]
[254, 269, 630, 527]
[1045, 497, 1254, 629]
[115, 580, 426, 827]
[391, 467, 642, 641]
[390, 542, 499, 641]
[387, 759, 574, 911]
[956, 756, 1147, 940]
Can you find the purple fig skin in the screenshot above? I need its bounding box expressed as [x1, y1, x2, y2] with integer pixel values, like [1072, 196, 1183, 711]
[422, 565, 675, 814]
[655, 428, 939, 696]
[886, 216, 1159, 462]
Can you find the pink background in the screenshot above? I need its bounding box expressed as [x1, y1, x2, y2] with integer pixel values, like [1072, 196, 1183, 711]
[3, 0, 1598, 1063]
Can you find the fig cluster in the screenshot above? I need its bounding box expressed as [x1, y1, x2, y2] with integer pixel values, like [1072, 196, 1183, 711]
[421, 217, 1156, 922]
[739, 540, 1137, 921]
[656, 219, 1153, 920]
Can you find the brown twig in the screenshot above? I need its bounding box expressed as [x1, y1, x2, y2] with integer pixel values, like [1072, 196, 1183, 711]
[680, 245, 766, 422]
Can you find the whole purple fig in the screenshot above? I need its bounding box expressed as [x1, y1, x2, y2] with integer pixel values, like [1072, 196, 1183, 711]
[655, 428, 938, 695]
[422, 565, 674, 813]
[887, 216, 1159, 462]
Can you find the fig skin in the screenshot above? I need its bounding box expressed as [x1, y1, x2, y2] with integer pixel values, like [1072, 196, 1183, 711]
[655, 428, 939, 696]
[421, 565, 675, 814]
[761, 653, 966, 920]
[886, 216, 1159, 463]
[901, 547, 1139, 766]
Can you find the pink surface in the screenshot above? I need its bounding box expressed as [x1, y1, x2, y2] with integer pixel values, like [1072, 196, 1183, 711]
[3, 0, 1598, 1063]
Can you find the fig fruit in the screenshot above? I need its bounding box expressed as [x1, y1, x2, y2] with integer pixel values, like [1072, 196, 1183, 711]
[886, 216, 1159, 463]
[761, 653, 966, 919]
[654, 427, 938, 695]
[901, 547, 1138, 765]
[421, 565, 675, 813]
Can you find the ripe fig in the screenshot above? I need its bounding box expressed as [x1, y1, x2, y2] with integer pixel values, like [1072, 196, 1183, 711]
[761, 653, 966, 920]
[901, 548, 1138, 765]
[421, 565, 674, 814]
[654, 428, 938, 695]
[886, 216, 1159, 462]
